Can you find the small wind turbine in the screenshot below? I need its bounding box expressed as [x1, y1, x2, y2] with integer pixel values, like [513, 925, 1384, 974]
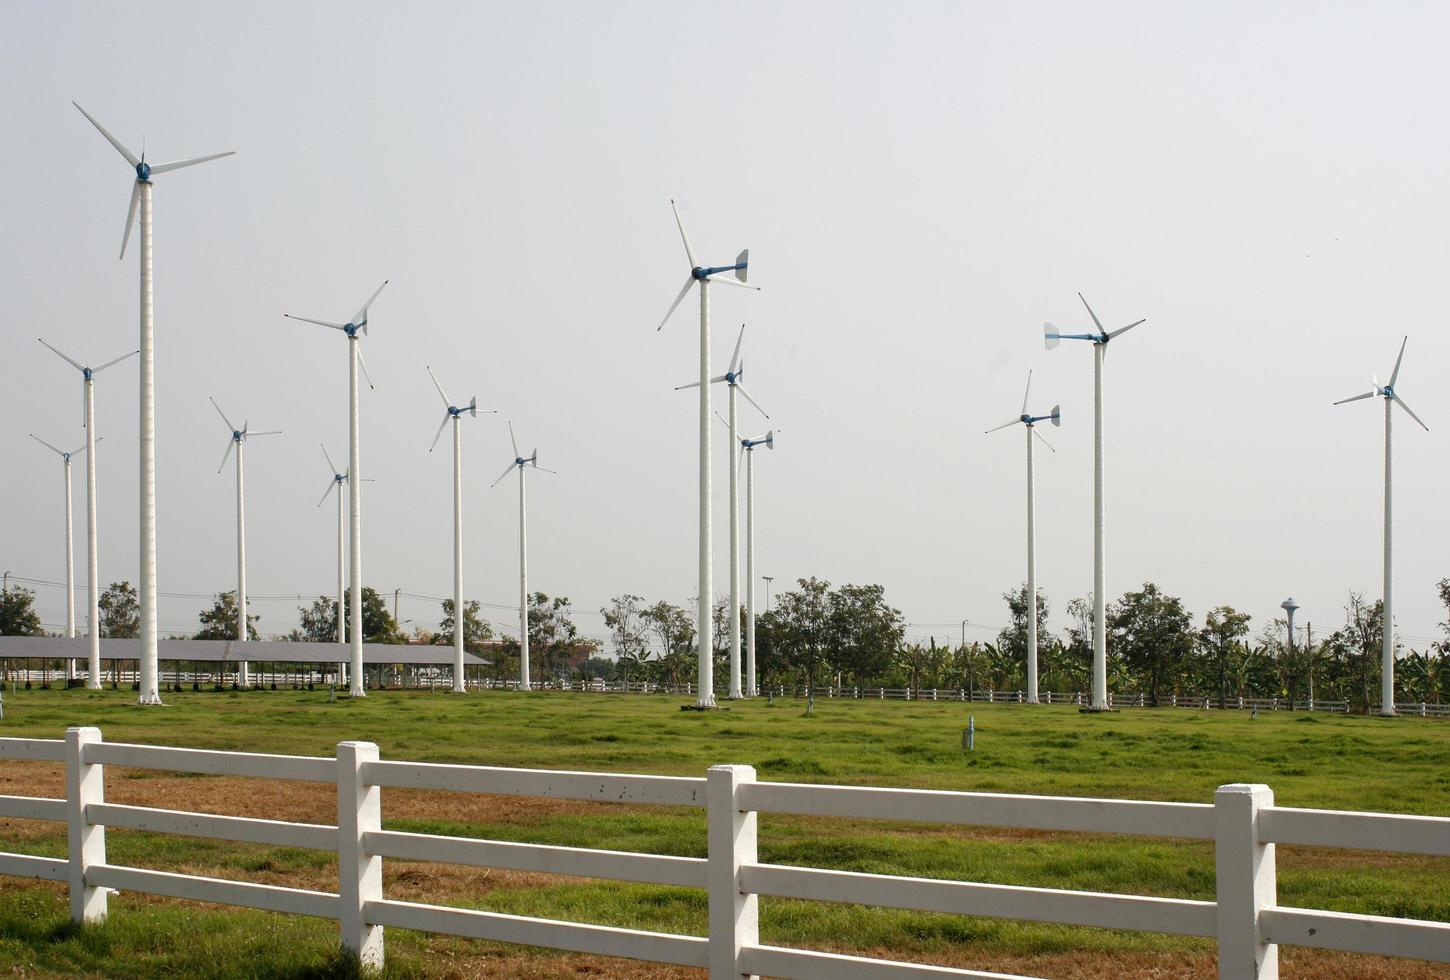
[285, 280, 389, 697]
[656, 199, 759, 707]
[1044, 293, 1145, 712]
[38, 339, 137, 689]
[677, 324, 769, 699]
[74, 102, 234, 705]
[318, 446, 373, 687]
[492, 422, 556, 692]
[986, 371, 1060, 705]
[739, 430, 774, 698]
[427, 367, 493, 693]
[30, 435, 94, 681]
[1333, 336, 1429, 717]
[210, 398, 279, 687]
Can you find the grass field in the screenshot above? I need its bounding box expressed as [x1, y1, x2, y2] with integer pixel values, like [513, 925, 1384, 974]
[0, 687, 1446, 979]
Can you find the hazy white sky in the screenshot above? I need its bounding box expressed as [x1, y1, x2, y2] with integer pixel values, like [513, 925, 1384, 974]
[2, 1, 1448, 654]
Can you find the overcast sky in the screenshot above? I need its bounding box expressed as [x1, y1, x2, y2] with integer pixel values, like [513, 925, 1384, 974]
[2, 1, 1448, 655]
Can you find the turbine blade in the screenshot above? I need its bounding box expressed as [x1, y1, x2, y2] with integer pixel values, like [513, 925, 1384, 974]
[426, 365, 450, 409]
[508, 421, 519, 458]
[674, 379, 704, 391]
[735, 384, 770, 419]
[1392, 392, 1429, 431]
[354, 342, 376, 390]
[428, 413, 450, 453]
[1021, 371, 1033, 416]
[705, 274, 759, 292]
[321, 444, 339, 476]
[1078, 293, 1105, 333]
[93, 349, 139, 374]
[72, 102, 139, 167]
[148, 151, 236, 175]
[1106, 318, 1145, 340]
[37, 338, 85, 372]
[1043, 323, 1060, 351]
[670, 198, 697, 268]
[656, 277, 695, 331]
[352, 280, 390, 327]
[1389, 336, 1408, 388]
[533, 465, 558, 475]
[1332, 389, 1377, 406]
[217, 437, 235, 474]
[249, 430, 282, 437]
[1033, 427, 1057, 453]
[984, 418, 1020, 434]
[490, 462, 516, 488]
[209, 396, 236, 433]
[120, 181, 140, 260]
[729, 324, 745, 375]
[30, 434, 64, 456]
[318, 479, 337, 508]
[283, 314, 347, 331]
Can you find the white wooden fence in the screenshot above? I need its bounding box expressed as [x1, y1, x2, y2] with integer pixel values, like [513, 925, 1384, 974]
[1, 729, 1446, 978]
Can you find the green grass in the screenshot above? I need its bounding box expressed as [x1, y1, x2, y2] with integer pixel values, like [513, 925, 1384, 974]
[0, 688, 1446, 976]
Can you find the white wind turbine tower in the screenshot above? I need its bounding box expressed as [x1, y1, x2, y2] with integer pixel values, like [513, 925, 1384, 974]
[985, 371, 1060, 705]
[677, 324, 769, 699]
[285, 281, 389, 697]
[427, 367, 493, 693]
[738, 429, 774, 697]
[38, 339, 137, 689]
[1044, 293, 1145, 712]
[492, 423, 556, 692]
[656, 199, 758, 707]
[30, 435, 94, 681]
[210, 398, 280, 687]
[318, 446, 373, 687]
[1333, 336, 1429, 717]
[73, 102, 234, 705]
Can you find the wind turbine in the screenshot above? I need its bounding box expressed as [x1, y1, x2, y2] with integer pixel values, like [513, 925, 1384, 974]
[30, 435, 93, 682]
[676, 324, 769, 699]
[492, 422, 556, 692]
[73, 102, 234, 705]
[427, 367, 492, 693]
[318, 446, 372, 687]
[285, 281, 389, 697]
[1333, 336, 1429, 717]
[38, 339, 137, 689]
[210, 398, 279, 687]
[1044, 293, 1145, 712]
[739, 430, 774, 698]
[985, 371, 1060, 704]
[656, 199, 758, 707]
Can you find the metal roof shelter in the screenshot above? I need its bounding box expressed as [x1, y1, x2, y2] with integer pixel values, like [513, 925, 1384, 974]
[0, 637, 488, 666]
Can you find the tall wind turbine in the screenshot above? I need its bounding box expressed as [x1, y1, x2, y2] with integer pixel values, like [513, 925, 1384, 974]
[492, 423, 556, 692]
[30, 435, 93, 681]
[210, 398, 279, 687]
[427, 367, 492, 693]
[285, 281, 388, 697]
[1044, 293, 1145, 712]
[73, 102, 234, 705]
[1333, 336, 1429, 717]
[739, 430, 774, 698]
[677, 324, 769, 699]
[656, 199, 758, 707]
[985, 371, 1060, 704]
[38, 339, 137, 689]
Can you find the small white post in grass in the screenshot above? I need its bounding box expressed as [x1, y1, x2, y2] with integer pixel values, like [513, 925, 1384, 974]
[707, 764, 759, 979]
[65, 726, 107, 923]
[1215, 783, 1277, 979]
[338, 741, 383, 968]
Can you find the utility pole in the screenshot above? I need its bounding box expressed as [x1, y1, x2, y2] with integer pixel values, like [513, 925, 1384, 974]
[762, 576, 774, 613]
[393, 588, 401, 625]
[1305, 621, 1314, 706]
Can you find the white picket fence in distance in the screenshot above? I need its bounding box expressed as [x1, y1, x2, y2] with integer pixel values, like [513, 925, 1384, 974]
[0, 730, 1447, 978]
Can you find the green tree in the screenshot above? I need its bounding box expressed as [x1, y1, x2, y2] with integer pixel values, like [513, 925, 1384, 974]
[437, 599, 494, 652]
[297, 596, 339, 643]
[997, 583, 1050, 683]
[0, 586, 43, 636]
[1330, 592, 1383, 711]
[828, 582, 905, 685]
[194, 591, 259, 641]
[295, 588, 402, 644]
[641, 601, 695, 688]
[1200, 606, 1252, 707]
[1107, 582, 1193, 706]
[528, 592, 579, 680]
[771, 577, 834, 689]
[98, 581, 139, 638]
[601, 594, 649, 684]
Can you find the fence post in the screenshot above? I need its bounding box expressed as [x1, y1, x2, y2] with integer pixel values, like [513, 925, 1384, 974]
[707, 764, 759, 979]
[337, 741, 384, 969]
[1215, 783, 1277, 979]
[65, 726, 106, 924]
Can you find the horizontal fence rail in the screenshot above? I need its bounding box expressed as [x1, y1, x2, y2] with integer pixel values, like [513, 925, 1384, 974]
[0, 729, 1446, 979]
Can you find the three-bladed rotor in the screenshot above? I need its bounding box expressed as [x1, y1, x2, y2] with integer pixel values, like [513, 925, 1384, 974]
[38, 339, 138, 424]
[1044, 293, 1146, 353]
[426, 366, 492, 453]
[1332, 336, 1430, 431]
[492, 422, 557, 487]
[656, 200, 760, 331]
[72, 103, 235, 260]
[675, 323, 772, 418]
[284, 281, 390, 388]
[31, 434, 92, 462]
[210, 397, 280, 472]
[985, 371, 1061, 451]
